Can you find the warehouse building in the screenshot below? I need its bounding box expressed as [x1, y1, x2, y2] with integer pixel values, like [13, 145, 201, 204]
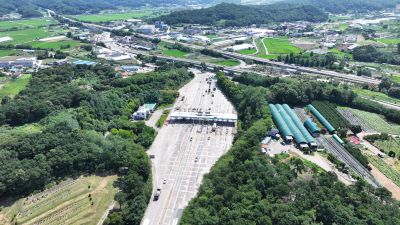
[269, 104, 293, 143]
[269, 104, 318, 151]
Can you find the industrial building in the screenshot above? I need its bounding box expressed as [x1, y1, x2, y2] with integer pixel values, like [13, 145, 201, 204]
[131, 103, 157, 120]
[307, 104, 336, 134]
[0, 56, 41, 68]
[269, 104, 318, 151]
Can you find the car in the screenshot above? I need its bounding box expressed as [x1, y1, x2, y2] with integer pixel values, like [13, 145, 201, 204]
[190, 137, 193, 141]
[153, 188, 161, 201]
[194, 156, 199, 162]
[163, 178, 167, 184]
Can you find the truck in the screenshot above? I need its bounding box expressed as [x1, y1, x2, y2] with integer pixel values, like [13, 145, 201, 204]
[153, 188, 161, 201]
[212, 123, 217, 132]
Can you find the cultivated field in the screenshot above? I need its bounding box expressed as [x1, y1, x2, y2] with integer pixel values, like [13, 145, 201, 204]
[0, 175, 118, 225]
[263, 37, 301, 55]
[0, 28, 50, 45]
[238, 48, 256, 55]
[0, 19, 57, 31]
[312, 101, 350, 129]
[29, 40, 81, 50]
[0, 50, 16, 57]
[377, 38, 400, 45]
[163, 49, 189, 58]
[0, 74, 31, 99]
[354, 89, 400, 105]
[365, 154, 400, 187]
[349, 108, 400, 135]
[72, 10, 164, 23]
[211, 59, 240, 66]
[337, 108, 374, 132]
[374, 139, 400, 157]
[254, 38, 278, 59]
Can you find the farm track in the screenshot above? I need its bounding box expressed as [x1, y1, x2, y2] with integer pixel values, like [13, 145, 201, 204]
[317, 136, 380, 187]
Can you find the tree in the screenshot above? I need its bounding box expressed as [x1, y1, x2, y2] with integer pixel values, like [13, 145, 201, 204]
[350, 125, 362, 134]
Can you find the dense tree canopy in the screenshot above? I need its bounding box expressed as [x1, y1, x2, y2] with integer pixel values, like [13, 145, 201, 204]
[181, 72, 400, 225]
[156, 3, 328, 27]
[0, 63, 193, 225]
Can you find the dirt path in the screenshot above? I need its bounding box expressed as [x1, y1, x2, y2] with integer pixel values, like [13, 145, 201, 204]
[291, 148, 353, 185]
[369, 164, 400, 200]
[97, 200, 115, 225]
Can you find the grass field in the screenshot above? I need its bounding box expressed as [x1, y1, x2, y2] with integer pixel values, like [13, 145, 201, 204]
[374, 139, 400, 156]
[354, 89, 400, 105]
[377, 38, 400, 45]
[391, 75, 400, 84]
[0, 175, 118, 225]
[254, 38, 279, 59]
[263, 37, 301, 55]
[238, 48, 257, 55]
[72, 10, 161, 22]
[329, 48, 353, 59]
[0, 28, 50, 45]
[0, 18, 57, 31]
[163, 49, 189, 58]
[349, 108, 400, 134]
[338, 23, 349, 31]
[29, 40, 80, 50]
[0, 74, 31, 99]
[0, 49, 16, 57]
[211, 59, 240, 67]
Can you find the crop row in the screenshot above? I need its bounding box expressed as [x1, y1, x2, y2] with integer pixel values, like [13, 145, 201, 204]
[312, 101, 350, 129]
[366, 154, 400, 187]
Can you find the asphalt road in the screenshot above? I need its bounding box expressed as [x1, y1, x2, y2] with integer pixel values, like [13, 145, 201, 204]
[141, 70, 236, 225]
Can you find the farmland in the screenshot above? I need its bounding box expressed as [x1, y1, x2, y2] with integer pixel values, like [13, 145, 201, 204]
[238, 48, 257, 55]
[253, 38, 278, 59]
[263, 37, 301, 55]
[374, 139, 400, 157]
[71, 10, 164, 23]
[0, 74, 32, 99]
[354, 89, 400, 105]
[0, 49, 16, 57]
[312, 101, 350, 129]
[366, 154, 400, 187]
[0, 18, 57, 31]
[0, 28, 50, 45]
[211, 59, 240, 66]
[0, 175, 118, 225]
[349, 108, 400, 134]
[29, 40, 81, 50]
[377, 38, 400, 45]
[163, 49, 189, 58]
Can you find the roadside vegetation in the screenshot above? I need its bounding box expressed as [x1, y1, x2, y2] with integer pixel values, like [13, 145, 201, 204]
[156, 110, 170, 128]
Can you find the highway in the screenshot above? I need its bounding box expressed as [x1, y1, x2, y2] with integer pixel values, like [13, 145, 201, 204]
[141, 70, 236, 225]
[48, 11, 381, 85]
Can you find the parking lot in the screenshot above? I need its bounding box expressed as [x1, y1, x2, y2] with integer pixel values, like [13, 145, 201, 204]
[142, 70, 236, 225]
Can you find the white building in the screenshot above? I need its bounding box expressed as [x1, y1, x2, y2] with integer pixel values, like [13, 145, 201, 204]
[137, 25, 156, 34]
[227, 43, 254, 52]
[0, 56, 41, 68]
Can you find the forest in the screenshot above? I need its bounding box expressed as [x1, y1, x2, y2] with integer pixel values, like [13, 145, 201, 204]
[180, 72, 400, 225]
[155, 3, 328, 27]
[288, 0, 400, 13]
[0, 63, 193, 225]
